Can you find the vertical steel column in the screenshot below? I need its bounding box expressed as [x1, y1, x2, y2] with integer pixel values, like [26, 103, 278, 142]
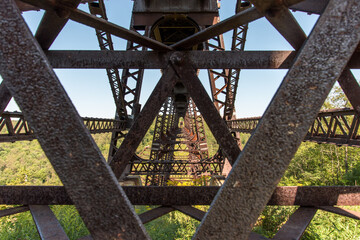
[206, 27, 229, 112]
[205, 0, 249, 120]
[224, 0, 250, 121]
[88, 0, 128, 120]
[107, 23, 150, 163]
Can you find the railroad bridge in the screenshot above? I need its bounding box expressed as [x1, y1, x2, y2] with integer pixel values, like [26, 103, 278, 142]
[0, 0, 360, 239]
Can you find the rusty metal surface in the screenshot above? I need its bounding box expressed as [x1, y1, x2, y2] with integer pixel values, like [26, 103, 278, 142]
[139, 206, 175, 224]
[110, 66, 178, 178]
[46, 50, 360, 69]
[272, 207, 317, 240]
[172, 7, 262, 50]
[29, 205, 69, 240]
[0, 205, 29, 218]
[2, 186, 360, 206]
[45, 50, 294, 69]
[194, 0, 360, 238]
[268, 186, 360, 206]
[133, 0, 218, 13]
[0, 186, 72, 205]
[317, 206, 360, 220]
[35, 0, 82, 50]
[0, 111, 126, 142]
[290, 0, 329, 14]
[0, 82, 12, 114]
[22, 0, 172, 51]
[0, 1, 149, 239]
[250, 0, 307, 50]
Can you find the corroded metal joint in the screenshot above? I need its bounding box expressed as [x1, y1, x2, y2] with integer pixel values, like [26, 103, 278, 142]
[170, 52, 185, 65]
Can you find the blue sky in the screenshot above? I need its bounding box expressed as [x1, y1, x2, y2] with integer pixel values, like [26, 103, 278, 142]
[1, 1, 359, 118]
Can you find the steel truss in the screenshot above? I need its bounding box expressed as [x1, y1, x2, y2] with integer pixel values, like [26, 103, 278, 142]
[88, 0, 150, 163]
[1, 0, 360, 239]
[106, 28, 150, 162]
[129, 97, 225, 186]
[0, 111, 126, 142]
[89, 0, 127, 120]
[227, 108, 360, 147]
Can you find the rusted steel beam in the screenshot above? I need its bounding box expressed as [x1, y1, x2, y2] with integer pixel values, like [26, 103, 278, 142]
[139, 206, 175, 224]
[46, 50, 293, 69]
[2, 186, 360, 206]
[0, 1, 148, 239]
[250, 0, 307, 50]
[0, 205, 29, 218]
[317, 206, 360, 220]
[272, 207, 317, 240]
[172, 206, 205, 221]
[171, 7, 263, 50]
[35, 0, 82, 50]
[194, 0, 360, 239]
[29, 205, 69, 240]
[290, 0, 329, 14]
[172, 56, 241, 165]
[0, 82, 12, 114]
[46, 50, 360, 70]
[0, 111, 126, 142]
[110, 66, 178, 178]
[22, 0, 172, 51]
[337, 67, 360, 114]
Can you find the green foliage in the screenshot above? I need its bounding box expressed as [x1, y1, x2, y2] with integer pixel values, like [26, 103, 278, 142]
[0, 205, 89, 239]
[136, 205, 207, 240]
[203, 122, 218, 157]
[253, 206, 297, 238]
[280, 142, 360, 186]
[304, 207, 360, 240]
[0, 140, 60, 185]
[145, 210, 199, 240]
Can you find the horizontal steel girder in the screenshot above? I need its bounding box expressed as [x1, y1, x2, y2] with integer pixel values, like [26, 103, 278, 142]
[46, 50, 360, 69]
[1, 186, 359, 206]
